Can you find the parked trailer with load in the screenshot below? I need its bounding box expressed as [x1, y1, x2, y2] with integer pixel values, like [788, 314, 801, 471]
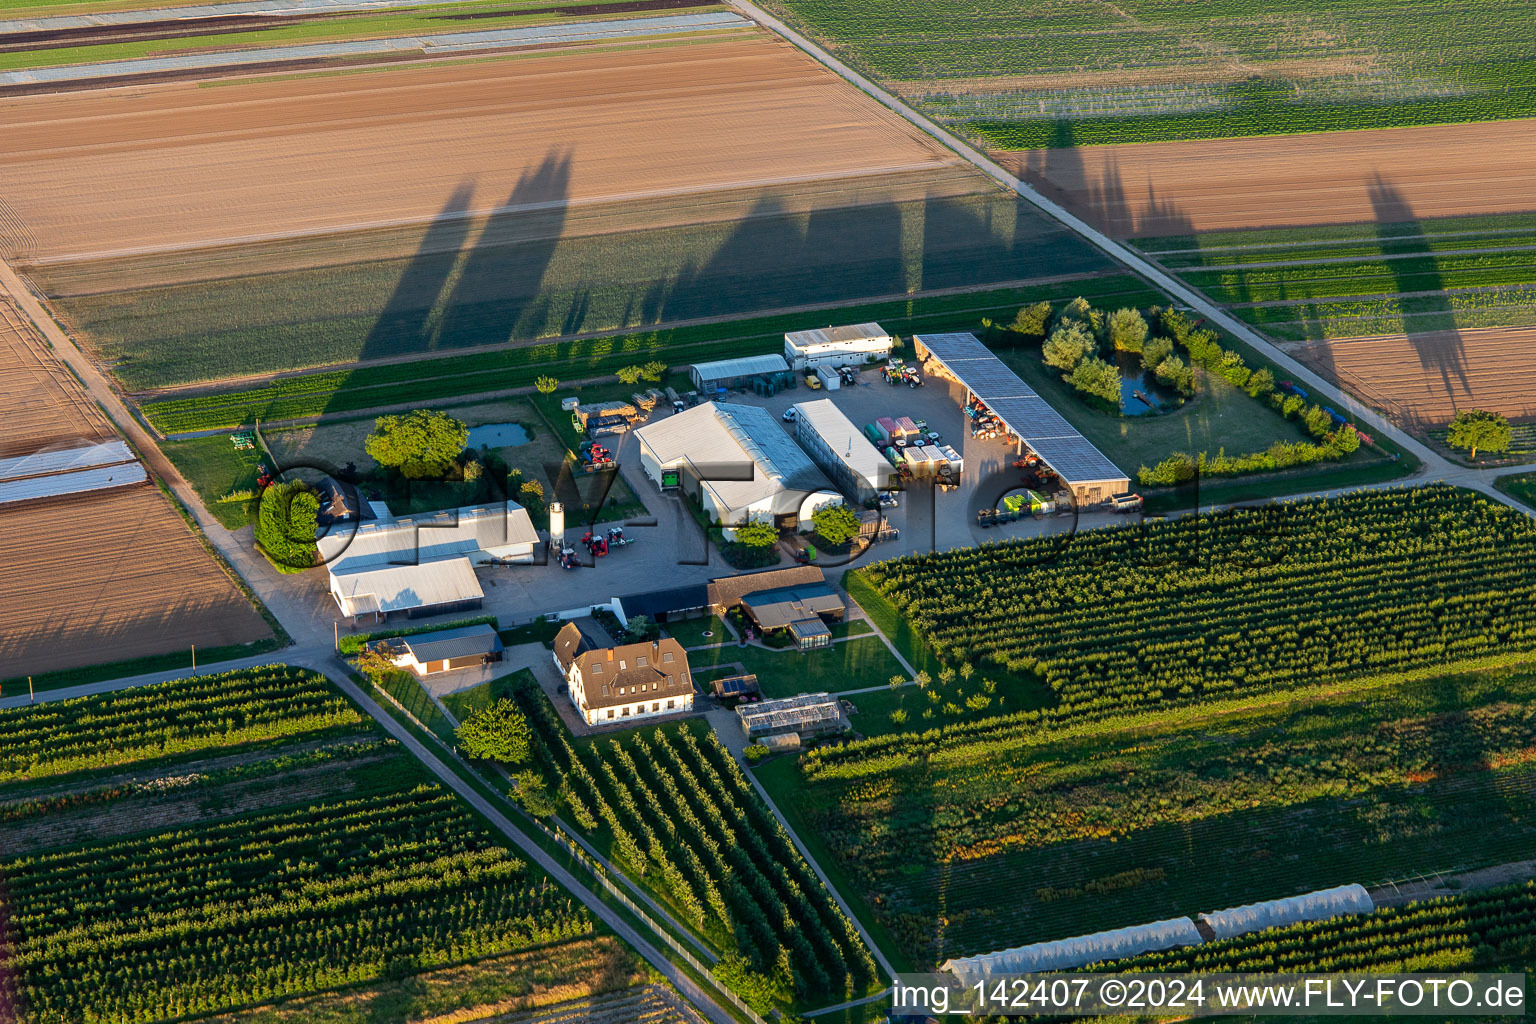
[1111, 492, 1144, 513]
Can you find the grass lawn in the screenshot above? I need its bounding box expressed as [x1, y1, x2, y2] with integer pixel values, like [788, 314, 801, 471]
[687, 635, 907, 697]
[160, 434, 265, 529]
[499, 619, 564, 648]
[440, 668, 537, 724]
[1496, 472, 1536, 509]
[372, 671, 456, 744]
[662, 615, 731, 648]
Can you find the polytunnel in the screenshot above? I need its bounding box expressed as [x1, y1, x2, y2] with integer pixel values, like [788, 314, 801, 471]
[1199, 884, 1374, 941]
[941, 918, 1204, 978]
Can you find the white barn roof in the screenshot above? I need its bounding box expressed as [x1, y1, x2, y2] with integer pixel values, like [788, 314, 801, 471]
[636, 402, 830, 516]
[690, 354, 790, 380]
[318, 502, 537, 574]
[942, 918, 1203, 978]
[915, 332, 1128, 487]
[330, 557, 484, 617]
[784, 323, 890, 350]
[793, 398, 894, 490]
[1200, 885, 1373, 941]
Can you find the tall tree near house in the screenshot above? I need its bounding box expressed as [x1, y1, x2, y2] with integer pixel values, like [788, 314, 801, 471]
[365, 409, 468, 479]
[457, 698, 531, 763]
[1447, 409, 1512, 460]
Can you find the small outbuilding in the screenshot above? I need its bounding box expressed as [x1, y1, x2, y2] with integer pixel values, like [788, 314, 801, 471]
[387, 623, 503, 676]
[711, 672, 760, 698]
[738, 692, 845, 740]
[786, 617, 833, 651]
[688, 354, 793, 394]
[783, 323, 893, 370]
[740, 582, 844, 632]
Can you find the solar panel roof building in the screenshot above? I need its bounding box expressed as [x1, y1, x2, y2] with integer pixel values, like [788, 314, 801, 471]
[914, 333, 1130, 505]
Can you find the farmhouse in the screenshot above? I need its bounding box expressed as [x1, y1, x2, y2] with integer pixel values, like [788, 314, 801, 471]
[783, 323, 893, 370]
[915, 332, 1130, 506]
[552, 622, 695, 726]
[792, 398, 897, 505]
[634, 402, 838, 526]
[318, 501, 539, 622]
[385, 623, 503, 676]
[688, 354, 793, 395]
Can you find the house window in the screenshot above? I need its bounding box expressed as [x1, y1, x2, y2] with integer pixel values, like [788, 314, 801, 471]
[663, 651, 674, 663]
[652, 702, 660, 713]
[591, 663, 601, 674]
[620, 686, 626, 695]
[622, 707, 630, 717]
[619, 660, 627, 669]
[607, 709, 615, 720]
[637, 656, 648, 667]
[667, 700, 675, 710]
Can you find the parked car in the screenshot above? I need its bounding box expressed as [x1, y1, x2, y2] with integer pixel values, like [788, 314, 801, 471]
[782, 407, 798, 422]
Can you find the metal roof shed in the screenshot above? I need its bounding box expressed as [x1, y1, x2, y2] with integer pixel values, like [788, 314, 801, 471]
[783, 322, 893, 369]
[792, 398, 895, 503]
[914, 332, 1129, 505]
[689, 354, 791, 391]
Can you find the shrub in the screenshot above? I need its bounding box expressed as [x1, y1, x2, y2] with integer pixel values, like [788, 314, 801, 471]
[1107, 308, 1149, 353]
[733, 517, 781, 548]
[744, 743, 770, 763]
[616, 365, 643, 385]
[1303, 404, 1334, 438]
[1009, 300, 1053, 337]
[518, 480, 546, 518]
[514, 769, 559, 817]
[1141, 335, 1174, 370]
[812, 503, 862, 546]
[535, 375, 559, 394]
[1066, 357, 1122, 404]
[1246, 367, 1276, 398]
[1042, 322, 1097, 370]
[254, 480, 318, 573]
[365, 410, 469, 479]
[641, 360, 668, 382]
[1154, 354, 1196, 396]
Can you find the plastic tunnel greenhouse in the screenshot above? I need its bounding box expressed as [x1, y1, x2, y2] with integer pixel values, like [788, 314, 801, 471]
[1199, 884, 1374, 941]
[941, 918, 1203, 978]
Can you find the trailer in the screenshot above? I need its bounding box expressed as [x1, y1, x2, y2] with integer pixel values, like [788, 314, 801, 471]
[863, 423, 885, 446]
[815, 365, 842, 391]
[875, 416, 898, 444]
[1111, 492, 1143, 513]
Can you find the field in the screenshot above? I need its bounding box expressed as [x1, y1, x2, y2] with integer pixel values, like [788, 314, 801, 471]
[0, 667, 629, 1024]
[511, 682, 880, 1013]
[0, 31, 1110, 391]
[0, 483, 272, 679]
[159, 434, 267, 529]
[136, 276, 1140, 434]
[756, 0, 1536, 148]
[0, 297, 112, 457]
[765, 665, 1536, 967]
[1497, 472, 1536, 508]
[685, 633, 905, 698]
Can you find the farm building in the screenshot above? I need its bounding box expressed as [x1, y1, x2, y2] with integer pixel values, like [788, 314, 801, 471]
[688, 354, 793, 394]
[783, 323, 893, 370]
[615, 583, 710, 623]
[634, 402, 838, 526]
[318, 501, 539, 622]
[914, 332, 1130, 506]
[941, 918, 1203, 979]
[792, 398, 896, 505]
[385, 623, 503, 676]
[739, 581, 844, 650]
[552, 622, 695, 726]
[0, 439, 146, 506]
[712, 672, 760, 698]
[738, 692, 845, 740]
[706, 565, 826, 615]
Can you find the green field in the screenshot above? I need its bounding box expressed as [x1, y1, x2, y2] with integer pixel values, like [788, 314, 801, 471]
[686, 633, 908, 698]
[756, 0, 1536, 147]
[766, 665, 1536, 967]
[137, 275, 1147, 433]
[0, 667, 615, 1024]
[1136, 212, 1536, 340]
[160, 434, 266, 528]
[1497, 471, 1536, 508]
[50, 184, 1113, 392]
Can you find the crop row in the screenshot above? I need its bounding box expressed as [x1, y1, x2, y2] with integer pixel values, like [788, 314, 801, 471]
[513, 684, 876, 1010]
[1105, 881, 1536, 974]
[0, 666, 361, 783]
[6, 776, 590, 1023]
[857, 485, 1536, 720]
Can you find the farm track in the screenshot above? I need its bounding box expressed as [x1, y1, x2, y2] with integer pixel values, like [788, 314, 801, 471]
[0, 34, 958, 262]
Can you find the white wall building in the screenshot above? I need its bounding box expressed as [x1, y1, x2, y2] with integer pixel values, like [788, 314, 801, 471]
[783, 323, 893, 370]
[792, 398, 896, 505]
[634, 402, 837, 526]
[552, 622, 695, 726]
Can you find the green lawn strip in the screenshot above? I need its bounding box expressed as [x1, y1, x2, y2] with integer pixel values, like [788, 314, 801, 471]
[1154, 235, 1536, 270]
[686, 636, 908, 698]
[1183, 257, 1536, 305]
[137, 276, 1144, 428]
[499, 619, 565, 648]
[373, 670, 458, 744]
[159, 434, 264, 529]
[789, 663, 1536, 966]
[1135, 212, 1536, 255]
[827, 620, 872, 639]
[663, 616, 731, 649]
[1139, 455, 1419, 515]
[754, 755, 915, 975]
[440, 668, 537, 724]
[1495, 472, 1536, 509]
[0, 2, 723, 72]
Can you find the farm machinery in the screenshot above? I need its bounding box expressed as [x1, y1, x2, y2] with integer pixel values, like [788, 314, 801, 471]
[883, 361, 923, 388]
[578, 441, 614, 471]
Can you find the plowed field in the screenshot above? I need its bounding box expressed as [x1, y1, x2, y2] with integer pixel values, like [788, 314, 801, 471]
[0, 483, 270, 678]
[0, 297, 111, 458]
[1285, 326, 1536, 427]
[0, 34, 958, 263]
[1007, 120, 1536, 238]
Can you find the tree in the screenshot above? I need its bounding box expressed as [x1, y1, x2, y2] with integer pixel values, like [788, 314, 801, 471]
[1042, 322, 1097, 371]
[518, 480, 546, 518]
[616, 365, 643, 385]
[535, 375, 559, 394]
[625, 614, 660, 641]
[1447, 409, 1512, 460]
[1141, 335, 1174, 370]
[1008, 300, 1053, 337]
[456, 698, 531, 764]
[254, 480, 318, 573]
[733, 517, 780, 548]
[889, 709, 908, 725]
[1246, 367, 1276, 398]
[1066, 357, 1122, 404]
[514, 770, 559, 817]
[352, 644, 397, 683]
[959, 661, 974, 683]
[1054, 296, 1099, 334]
[1154, 354, 1196, 397]
[641, 360, 667, 383]
[811, 503, 861, 545]
[365, 410, 468, 479]
[1303, 405, 1334, 439]
[1107, 308, 1149, 353]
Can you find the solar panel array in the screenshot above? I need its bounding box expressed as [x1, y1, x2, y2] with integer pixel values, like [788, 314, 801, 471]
[916, 333, 1128, 485]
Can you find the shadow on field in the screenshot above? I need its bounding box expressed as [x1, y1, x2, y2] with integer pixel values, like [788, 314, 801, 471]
[1019, 120, 1194, 241]
[1368, 174, 1470, 425]
[357, 179, 475, 362]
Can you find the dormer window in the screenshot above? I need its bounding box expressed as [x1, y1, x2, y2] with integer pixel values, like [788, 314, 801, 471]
[663, 651, 674, 663]
[637, 656, 648, 667]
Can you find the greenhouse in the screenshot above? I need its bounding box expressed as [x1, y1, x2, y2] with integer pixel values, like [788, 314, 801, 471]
[941, 917, 1203, 978]
[1200, 884, 1374, 941]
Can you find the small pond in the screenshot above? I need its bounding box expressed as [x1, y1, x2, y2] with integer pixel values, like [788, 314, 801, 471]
[466, 422, 532, 448]
[1115, 352, 1184, 416]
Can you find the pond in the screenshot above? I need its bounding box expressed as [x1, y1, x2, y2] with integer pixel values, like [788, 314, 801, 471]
[1115, 352, 1184, 416]
[466, 422, 531, 448]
